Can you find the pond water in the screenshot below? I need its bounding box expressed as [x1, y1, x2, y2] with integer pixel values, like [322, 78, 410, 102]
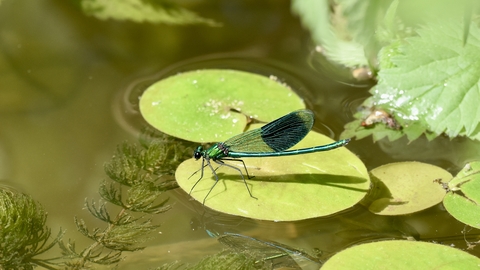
[1, 0, 479, 269]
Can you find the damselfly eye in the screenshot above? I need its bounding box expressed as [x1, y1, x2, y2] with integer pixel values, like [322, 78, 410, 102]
[193, 146, 203, 160]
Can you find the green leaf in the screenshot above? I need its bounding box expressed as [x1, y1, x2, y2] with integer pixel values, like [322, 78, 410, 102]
[374, 20, 480, 140]
[336, 0, 392, 60]
[362, 162, 451, 215]
[340, 103, 427, 143]
[321, 240, 480, 269]
[378, 39, 403, 70]
[444, 193, 480, 229]
[0, 189, 63, 268]
[81, 0, 220, 26]
[139, 69, 306, 143]
[175, 127, 369, 221]
[380, 0, 400, 41]
[343, 19, 480, 142]
[443, 161, 480, 228]
[291, 0, 368, 68]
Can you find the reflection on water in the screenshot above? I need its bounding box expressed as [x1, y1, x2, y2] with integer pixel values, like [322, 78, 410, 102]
[1, 0, 479, 268]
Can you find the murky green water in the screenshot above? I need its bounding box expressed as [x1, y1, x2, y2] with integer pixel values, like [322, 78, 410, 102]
[1, 0, 479, 269]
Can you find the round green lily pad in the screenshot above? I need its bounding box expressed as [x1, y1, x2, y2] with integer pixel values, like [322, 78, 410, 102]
[362, 162, 451, 215]
[444, 193, 480, 229]
[175, 126, 369, 221]
[322, 240, 480, 269]
[443, 162, 480, 229]
[139, 69, 305, 142]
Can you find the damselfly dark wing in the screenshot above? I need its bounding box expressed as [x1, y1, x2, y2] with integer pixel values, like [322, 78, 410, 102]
[225, 110, 314, 153]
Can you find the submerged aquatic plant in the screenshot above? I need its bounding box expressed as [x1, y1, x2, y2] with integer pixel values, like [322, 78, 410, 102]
[0, 128, 192, 269]
[59, 128, 192, 268]
[0, 188, 64, 269]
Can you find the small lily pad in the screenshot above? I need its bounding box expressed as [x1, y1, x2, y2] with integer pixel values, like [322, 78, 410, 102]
[322, 240, 480, 269]
[443, 162, 480, 229]
[175, 126, 369, 221]
[362, 162, 451, 215]
[139, 69, 305, 143]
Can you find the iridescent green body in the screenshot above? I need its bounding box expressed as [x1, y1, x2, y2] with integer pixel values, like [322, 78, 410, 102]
[190, 109, 350, 204]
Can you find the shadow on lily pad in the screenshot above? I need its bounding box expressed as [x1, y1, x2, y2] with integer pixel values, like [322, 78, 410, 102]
[176, 131, 369, 221]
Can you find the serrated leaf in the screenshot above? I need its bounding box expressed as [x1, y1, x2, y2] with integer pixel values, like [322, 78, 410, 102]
[291, 0, 368, 68]
[81, 0, 220, 26]
[336, 0, 391, 59]
[374, 20, 480, 140]
[378, 41, 403, 70]
[340, 103, 430, 143]
[382, 0, 400, 39]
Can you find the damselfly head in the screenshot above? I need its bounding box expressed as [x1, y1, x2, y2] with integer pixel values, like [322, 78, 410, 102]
[193, 146, 203, 160]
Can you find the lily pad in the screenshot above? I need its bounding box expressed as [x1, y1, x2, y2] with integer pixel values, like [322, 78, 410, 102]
[443, 162, 480, 229]
[322, 240, 480, 269]
[139, 69, 305, 143]
[175, 125, 369, 221]
[362, 162, 451, 215]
